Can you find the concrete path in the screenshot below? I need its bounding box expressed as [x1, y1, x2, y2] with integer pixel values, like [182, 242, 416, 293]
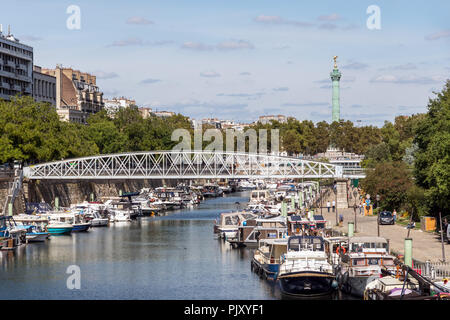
[318, 207, 450, 263]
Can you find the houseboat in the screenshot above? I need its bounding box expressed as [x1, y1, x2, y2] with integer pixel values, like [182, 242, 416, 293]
[202, 184, 223, 198]
[277, 236, 337, 297]
[0, 216, 27, 250]
[227, 216, 287, 248]
[14, 225, 49, 242]
[336, 236, 397, 297]
[251, 238, 288, 280]
[213, 211, 258, 240]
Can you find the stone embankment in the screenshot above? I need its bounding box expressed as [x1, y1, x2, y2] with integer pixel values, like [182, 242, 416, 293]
[1, 178, 209, 213]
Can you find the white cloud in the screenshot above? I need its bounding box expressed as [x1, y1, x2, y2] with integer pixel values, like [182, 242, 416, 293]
[181, 42, 214, 51]
[217, 40, 254, 50]
[317, 13, 341, 21]
[200, 71, 221, 78]
[425, 30, 450, 41]
[254, 15, 314, 27]
[126, 17, 154, 25]
[109, 38, 143, 47]
[273, 87, 289, 92]
[370, 75, 445, 84]
[140, 78, 161, 84]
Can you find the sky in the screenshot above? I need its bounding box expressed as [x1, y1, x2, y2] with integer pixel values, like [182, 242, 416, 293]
[1, 0, 449, 126]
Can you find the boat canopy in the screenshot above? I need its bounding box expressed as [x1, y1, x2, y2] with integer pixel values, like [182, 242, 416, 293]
[349, 236, 388, 244]
[288, 236, 325, 252]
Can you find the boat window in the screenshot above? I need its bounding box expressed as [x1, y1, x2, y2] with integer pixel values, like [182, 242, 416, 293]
[352, 259, 365, 266]
[288, 237, 324, 251]
[225, 217, 233, 225]
[367, 258, 379, 265]
[383, 258, 394, 266]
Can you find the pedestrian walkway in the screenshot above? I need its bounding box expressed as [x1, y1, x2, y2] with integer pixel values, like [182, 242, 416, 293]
[322, 208, 450, 263]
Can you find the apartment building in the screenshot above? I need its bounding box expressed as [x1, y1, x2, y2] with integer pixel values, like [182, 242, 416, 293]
[41, 65, 104, 123]
[0, 26, 33, 101]
[104, 96, 136, 116]
[258, 115, 287, 124]
[33, 65, 56, 105]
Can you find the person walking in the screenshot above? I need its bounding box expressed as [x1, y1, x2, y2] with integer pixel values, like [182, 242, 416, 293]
[359, 203, 362, 215]
[393, 209, 397, 223]
[332, 200, 336, 213]
[327, 201, 331, 213]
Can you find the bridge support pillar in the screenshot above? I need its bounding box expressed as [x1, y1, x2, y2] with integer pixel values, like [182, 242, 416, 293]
[336, 179, 348, 209]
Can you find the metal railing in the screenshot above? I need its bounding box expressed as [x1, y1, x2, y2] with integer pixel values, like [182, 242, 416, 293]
[413, 261, 450, 280]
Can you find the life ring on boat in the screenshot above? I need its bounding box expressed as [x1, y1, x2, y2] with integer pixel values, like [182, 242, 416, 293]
[336, 246, 346, 255]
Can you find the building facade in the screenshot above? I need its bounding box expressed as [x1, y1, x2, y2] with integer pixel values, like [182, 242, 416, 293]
[41, 65, 104, 123]
[139, 107, 153, 119]
[0, 27, 33, 101]
[258, 115, 287, 124]
[32, 65, 56, 105]
[104, 96, 136, 116]
[153, 111, 175, 118]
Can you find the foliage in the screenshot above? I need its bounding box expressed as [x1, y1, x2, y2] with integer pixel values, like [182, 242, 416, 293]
[360, 161, 413, 212]
[413, 80, 450, 215]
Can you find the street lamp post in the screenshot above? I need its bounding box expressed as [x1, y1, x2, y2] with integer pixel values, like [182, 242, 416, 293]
[376, 194, 381, 237]
[335, 182, 338, 226]
[353, 189, 358, 232]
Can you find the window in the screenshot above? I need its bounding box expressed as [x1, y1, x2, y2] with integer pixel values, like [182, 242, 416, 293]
[352, 259, 365, 266]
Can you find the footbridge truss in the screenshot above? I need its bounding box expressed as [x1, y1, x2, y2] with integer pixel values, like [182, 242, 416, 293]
[22, 151, 361, 180]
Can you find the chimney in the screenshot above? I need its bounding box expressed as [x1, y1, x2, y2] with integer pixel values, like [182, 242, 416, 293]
[0, 24, 3, 35]
[8, 24, 10, 36]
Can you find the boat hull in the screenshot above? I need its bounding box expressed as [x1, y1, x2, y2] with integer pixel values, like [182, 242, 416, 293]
[72, 223, 91, 232]
[252, 258, 279, 280]
[91, 219, 109, 227]
[26, 232, 49, 242]
[47, 226, 73, 235]
[278, 271, 335, 297]
[346, 276, 373, 298]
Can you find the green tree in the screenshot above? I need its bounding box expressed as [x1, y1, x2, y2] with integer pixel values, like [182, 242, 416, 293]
[360, 161, 413, 211]
[414, 80, 450, 215]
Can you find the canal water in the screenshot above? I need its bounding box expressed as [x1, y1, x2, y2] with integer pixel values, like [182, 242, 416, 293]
[0, 191, 284, 300]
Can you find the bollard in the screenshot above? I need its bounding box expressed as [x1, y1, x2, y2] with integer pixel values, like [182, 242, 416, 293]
[8, 203, 13, 216]
[90, 193, 94, 202]
[404, 238, 413, 268]
[119, 189, 122, 196]
[348, 222, 354, 237]
[55, 197, 59, 210]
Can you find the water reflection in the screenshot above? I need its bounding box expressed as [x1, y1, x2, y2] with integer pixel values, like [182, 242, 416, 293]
[0, 192, 281, 299]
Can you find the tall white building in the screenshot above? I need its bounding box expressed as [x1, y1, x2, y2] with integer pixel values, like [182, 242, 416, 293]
[0, 25, 33, 101]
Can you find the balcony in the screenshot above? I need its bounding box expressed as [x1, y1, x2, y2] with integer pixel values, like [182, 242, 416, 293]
[5, 60, 16, 68]
[0, 46, 32, 61]
[2, 82, 10, 89]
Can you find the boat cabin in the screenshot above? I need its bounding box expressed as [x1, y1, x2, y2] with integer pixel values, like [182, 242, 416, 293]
[287, 235, 325, 252]
[250, 190, 272, 202]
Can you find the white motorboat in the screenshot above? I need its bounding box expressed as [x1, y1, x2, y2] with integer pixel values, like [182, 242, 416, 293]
[277, 236, 337, 297]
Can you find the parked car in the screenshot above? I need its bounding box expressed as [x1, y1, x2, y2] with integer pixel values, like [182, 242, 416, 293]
[378, 211, 395, 225]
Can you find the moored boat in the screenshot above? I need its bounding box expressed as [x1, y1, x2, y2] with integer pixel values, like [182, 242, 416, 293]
[46, 222, 73, 235]
[277, 236, 337, 298]
[251, 238, 288, 281]
[336, 236, 397, 298]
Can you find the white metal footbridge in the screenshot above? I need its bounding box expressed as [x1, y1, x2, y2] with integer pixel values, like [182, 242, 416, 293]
[22, 151, 365, 180]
